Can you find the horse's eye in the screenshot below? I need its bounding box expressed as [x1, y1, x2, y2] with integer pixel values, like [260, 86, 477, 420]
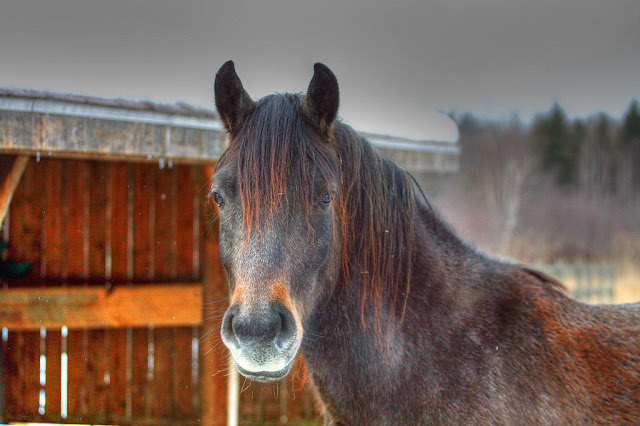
[212, 192, 225, 208]
[320, 194, 331, 205]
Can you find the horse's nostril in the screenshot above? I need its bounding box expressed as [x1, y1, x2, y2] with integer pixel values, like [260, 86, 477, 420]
[231, 312, 247, 340]
[276, 308, 296, 349]
[221, 309, 240, 348]
[225, 312, 234, 335]
[275, 313, 287, 349]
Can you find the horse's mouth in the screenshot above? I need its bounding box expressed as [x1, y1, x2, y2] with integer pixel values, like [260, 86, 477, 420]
[235, 358, 295, 382]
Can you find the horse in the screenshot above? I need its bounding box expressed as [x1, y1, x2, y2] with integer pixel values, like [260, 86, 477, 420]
[212, 60, 640, 424]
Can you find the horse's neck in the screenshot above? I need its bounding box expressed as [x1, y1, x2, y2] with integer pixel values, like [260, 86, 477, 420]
[304, 193, 490, 378]
[409, 193, 489, 298]
[302, 198, 493, 422]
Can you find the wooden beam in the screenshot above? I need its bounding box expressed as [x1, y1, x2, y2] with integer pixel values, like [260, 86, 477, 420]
[0, 334, 5, 424]
[0, 155, 29, 227]
[0, 108, 225, 164]
[0, 283, 202, 330]
[202, 240, 229, 425]
[201, 161, 229, 425]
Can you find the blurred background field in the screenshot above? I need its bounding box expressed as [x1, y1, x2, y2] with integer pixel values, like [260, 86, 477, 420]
[425, 101, 640, 304]
[615, 267, 640, 304]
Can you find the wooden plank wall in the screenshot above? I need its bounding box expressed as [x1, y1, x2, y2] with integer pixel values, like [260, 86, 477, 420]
[1, 158, 212, 424]
[1, 156, 319, 424]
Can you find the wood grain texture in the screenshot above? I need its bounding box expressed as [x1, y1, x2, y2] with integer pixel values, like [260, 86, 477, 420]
[4, 158, 44, 417]
[151, 166, 177, 418]
[1, 160, 236, 424]
[4, 332, 23, 416]
[44, 330, 62, 416]
[201, 240, 228, 426]
[86, 162, 108, 418]
[150, 327, 173, 418]
[132, 163, 154, 419]
[107, 162, 130, 420]
[41, 160, 66, 419]
[0, 110, 224, 164]
[174, 327, 194, 418]
[66, 330, 87, 418]
[64, 161, 89, 419]
[130, 327, 148, 418]
[0, 283, 203, 330]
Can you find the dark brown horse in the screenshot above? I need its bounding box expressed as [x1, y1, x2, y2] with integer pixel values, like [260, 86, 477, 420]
[212, 61, 640, 424]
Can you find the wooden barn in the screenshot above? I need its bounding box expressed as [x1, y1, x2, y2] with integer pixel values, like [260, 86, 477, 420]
[0, 89, 459, 425]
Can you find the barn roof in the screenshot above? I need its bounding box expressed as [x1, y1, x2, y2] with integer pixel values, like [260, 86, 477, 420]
[0, 88, 218, 119]
[0, 88, 458, 171]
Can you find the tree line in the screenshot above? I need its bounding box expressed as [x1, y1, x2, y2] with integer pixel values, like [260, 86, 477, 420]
[444, 99, 640, 260]
[533, 100, 640, 205]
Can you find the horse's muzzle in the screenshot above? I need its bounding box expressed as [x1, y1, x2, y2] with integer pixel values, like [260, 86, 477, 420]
[221, 302, 299, 381]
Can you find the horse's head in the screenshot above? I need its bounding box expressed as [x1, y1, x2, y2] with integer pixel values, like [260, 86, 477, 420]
[213, 61, 341, 382]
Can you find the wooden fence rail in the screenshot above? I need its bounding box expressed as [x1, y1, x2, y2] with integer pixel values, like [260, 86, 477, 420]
[0, 283, 202, 331]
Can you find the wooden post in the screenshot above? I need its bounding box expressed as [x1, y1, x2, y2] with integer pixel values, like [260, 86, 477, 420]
[227, 361, 239, 426]
[0, 330, 5, 424]
[202, 239, 228, 425]
[201, 165, 228, 425]
[0, 155, 29, 227]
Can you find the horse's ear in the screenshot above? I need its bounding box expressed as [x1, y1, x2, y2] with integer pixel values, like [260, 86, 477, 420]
[304, 63, 339, 133]
[214, 60, 256, 135]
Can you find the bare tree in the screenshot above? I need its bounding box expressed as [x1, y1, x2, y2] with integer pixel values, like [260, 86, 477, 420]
[478, 122, 534, 255]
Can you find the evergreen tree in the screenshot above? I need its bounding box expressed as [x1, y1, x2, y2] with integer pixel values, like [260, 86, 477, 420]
[620, 99, 640, 146]
[594, 113, 615, 194]
[617, 99, 640, 204]
[533, 103, 581, 186]
[595, 113, 612, 151]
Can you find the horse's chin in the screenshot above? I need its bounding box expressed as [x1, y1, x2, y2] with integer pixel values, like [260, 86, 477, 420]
[235, 357, 295, 382]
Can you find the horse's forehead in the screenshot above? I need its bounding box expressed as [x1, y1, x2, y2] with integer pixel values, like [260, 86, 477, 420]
[213, 166, 235, 186]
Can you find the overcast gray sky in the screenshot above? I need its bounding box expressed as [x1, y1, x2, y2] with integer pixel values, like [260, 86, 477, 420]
[2, 0, 639, 141]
